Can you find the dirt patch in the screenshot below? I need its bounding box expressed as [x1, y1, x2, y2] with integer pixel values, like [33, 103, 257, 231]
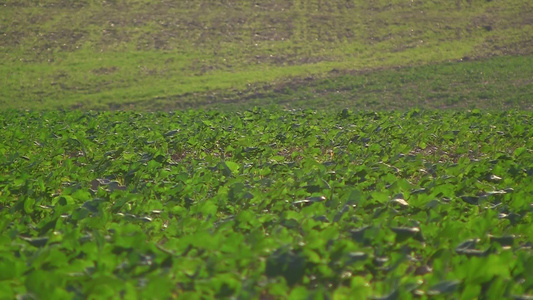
[469, 14, 494, 32]
[1, 1, 88, 8]
[476, 36, 533, 57]
[91, 66, 119, 75]
[42, 30, 86, 51]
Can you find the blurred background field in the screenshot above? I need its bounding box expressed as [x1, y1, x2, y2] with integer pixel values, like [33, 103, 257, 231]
[1, 0, 532, 110]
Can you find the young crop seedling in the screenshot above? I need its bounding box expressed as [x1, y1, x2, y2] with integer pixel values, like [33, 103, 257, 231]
[0, 109, 531, 299]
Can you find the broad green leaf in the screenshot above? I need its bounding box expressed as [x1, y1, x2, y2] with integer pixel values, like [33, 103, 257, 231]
[224, 161, 240, 175]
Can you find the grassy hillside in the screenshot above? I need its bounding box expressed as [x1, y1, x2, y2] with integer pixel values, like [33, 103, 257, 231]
[1, 0, 532, 110]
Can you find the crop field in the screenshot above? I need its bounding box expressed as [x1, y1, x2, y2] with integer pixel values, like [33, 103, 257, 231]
[1, 109, 532, 299]
[1, 0, 533, 299]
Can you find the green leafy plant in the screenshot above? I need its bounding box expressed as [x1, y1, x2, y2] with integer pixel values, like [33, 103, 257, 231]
[0, 109, 531, 298]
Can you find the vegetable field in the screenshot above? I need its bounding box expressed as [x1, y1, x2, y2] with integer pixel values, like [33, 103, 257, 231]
[1, 109, 531, 299]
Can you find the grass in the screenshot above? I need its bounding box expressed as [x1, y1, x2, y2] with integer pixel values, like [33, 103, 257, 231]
[178, 55, 533, 111]
[1, 0, 532, 110]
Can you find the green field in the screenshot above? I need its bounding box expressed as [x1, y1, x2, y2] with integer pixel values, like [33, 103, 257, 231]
[1, 0, 533, 299]
[1, 109, 532, 298]
[1, 0, 532, 110]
